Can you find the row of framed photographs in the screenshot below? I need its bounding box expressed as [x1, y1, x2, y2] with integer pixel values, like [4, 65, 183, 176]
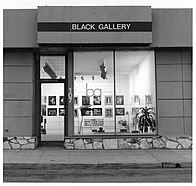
[75, 95, 124, 106]
[74, 108, 125, 118]
[43, 96, 65, 105]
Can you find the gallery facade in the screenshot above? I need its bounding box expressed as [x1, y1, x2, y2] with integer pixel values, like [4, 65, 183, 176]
[3, 6, 192, 149]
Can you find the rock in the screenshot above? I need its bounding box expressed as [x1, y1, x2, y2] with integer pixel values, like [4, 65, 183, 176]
[74, 139, 85, 149]
[117, 139, 129, 149]
[129, 143, 140, 149]
[21, 143, 32, 149]
[3, 141, 11, 149]
[64, 145, 74, 149]
[166, 140, 178, 149]
[93, 142, 103, 149]
[146, 138, 153, 143]
[10, 143, 21, 149]
[140, 139, 152, 149]
[152, 138, 166, 148]
[85, 143, 93, 149]
[103, 139, 117, 149]
[177, 138, 192, 149]
[17, 139, 28, 145]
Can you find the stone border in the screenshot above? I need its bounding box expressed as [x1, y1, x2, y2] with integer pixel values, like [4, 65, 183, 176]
[3, 136, 38, 150]
[64, 136, 192, 150]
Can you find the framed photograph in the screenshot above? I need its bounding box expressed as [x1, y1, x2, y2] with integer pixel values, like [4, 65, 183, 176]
[59, 108, 65, 116]
[145, 95, 152, 104]
[116, 95, 124, 105]
[41, 105, 46, 116]
[92, 108, 102, 116]
[134, 95, 140, 104]
[48, 96, 56, 105]
[116, 108, 125, 116]
[74, 97, 78, 105]
[93, 96, 101, 105]
[105, 96, 112, 105]
[82, 96, 90, 105]
[48, 108, 57, 116]
[74, 109, 78, 117]
[83, 109, 91, 116]
[132, 107, 140, 115]
[59, 96, 64, 105]
[105, 108, 113, 118]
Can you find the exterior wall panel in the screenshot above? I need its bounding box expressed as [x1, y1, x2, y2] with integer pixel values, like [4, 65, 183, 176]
[157, 65, 182, 81]
[157, 82, 182, 99]
[158, 100, 183, 117]
[3, 84, 32, 100]
[3, 51, 34, 137]
[156, 49, 192, 136]
[158, 118, 184, 135]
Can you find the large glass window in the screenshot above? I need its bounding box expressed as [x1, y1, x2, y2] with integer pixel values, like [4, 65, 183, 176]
[115, 51, 156, 134]
[74, 50, 156, 135]
[40, 56, 65, 79]
[74, 51, 114, 135]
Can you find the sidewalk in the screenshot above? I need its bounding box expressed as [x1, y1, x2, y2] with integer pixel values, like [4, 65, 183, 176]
[3, 149, 192, 169]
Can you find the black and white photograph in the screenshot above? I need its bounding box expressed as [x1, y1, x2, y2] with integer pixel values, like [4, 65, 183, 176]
[105, 108, 113, 118]
[105, 96, 112, 105]
[59, 96, 64, 105]
[82, 96, 90, 105]
[93, 96, 101, 105]
[92, 108, 102, 116]
[48, 96, 56, 105]
[2, 0, 192, 183]
[74, 97, 78, 105]
[48, 108, 57, 116]
[116, 95, 124, 105]
[116, 108, 125, 116]
[59, 108, 65, 116]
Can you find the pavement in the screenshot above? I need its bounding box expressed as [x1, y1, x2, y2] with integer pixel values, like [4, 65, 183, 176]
[3, 148, 192, 170]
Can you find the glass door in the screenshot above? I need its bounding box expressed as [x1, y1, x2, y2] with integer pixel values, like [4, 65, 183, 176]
[41, 83, 65, 141]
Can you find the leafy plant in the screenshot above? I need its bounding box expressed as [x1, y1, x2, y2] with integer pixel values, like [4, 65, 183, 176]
[136, 107, 156, 133]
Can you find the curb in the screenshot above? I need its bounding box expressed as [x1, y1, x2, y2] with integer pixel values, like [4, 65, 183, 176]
[5, 162, 192, 170]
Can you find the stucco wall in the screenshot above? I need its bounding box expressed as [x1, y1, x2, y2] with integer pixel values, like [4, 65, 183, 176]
[156, 48, 192, 136]
[3, 7, 192, 48]
[3, 51, 34, 136]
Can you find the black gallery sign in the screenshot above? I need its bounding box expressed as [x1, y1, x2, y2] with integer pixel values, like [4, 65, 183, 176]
[38, 22, 152, 32]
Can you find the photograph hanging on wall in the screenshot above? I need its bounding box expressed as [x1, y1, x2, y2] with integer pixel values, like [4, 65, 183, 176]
[59, 108, 65, 116]
[105, 108, 113, 118]
[74, 97, 78, 105]
[116, 95, 124, 105]
[83, 110, 91, 116]
[48, 108, 57, 116]
[48, 96, 56, 105]
[82, 96, 90, 105]
[145, 95, 152, 104]
[116, 108, 125, 116]
[132, 107, 140, 115]
[74, 109, 78, 117]
[92, 108, 102, 116]
[59, 96, 64, 105]
[134, 95, 140, 104]
[105, 96, 112, 105]
[41, 105, 46, 116]
[93, 96, 101, 105]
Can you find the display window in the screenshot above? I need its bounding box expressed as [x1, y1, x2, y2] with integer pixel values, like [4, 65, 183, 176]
[74, 50, 157, 135]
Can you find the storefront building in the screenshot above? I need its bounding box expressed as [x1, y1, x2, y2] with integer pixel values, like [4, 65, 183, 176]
[3, 6, 192, 150]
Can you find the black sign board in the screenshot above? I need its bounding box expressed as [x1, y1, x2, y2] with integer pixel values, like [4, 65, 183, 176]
[38, 22, 152, 32]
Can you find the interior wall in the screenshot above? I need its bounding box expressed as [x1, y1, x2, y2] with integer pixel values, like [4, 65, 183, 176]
[3, 51, 34, 136]
[156, 48, 192, 136]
